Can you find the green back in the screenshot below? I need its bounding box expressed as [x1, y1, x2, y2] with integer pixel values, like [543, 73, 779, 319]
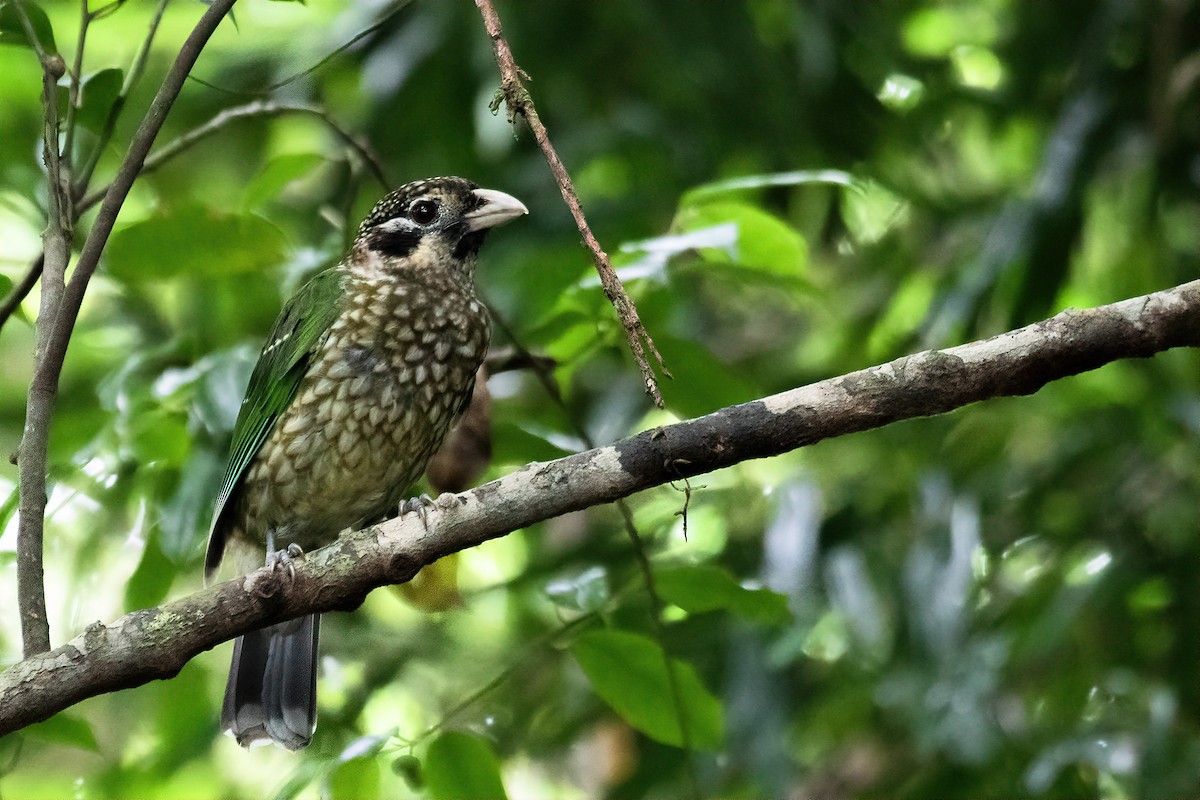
[205, 268, 347, 576]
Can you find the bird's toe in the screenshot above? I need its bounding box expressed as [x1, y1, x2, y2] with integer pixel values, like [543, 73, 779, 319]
[399, 493, 436, 530]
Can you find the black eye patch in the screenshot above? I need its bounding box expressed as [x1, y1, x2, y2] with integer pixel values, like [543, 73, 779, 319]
[368, 225, 421, 258]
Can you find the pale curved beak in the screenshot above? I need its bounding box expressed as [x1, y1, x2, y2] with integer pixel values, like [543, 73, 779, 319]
[465, 188, 528, 232]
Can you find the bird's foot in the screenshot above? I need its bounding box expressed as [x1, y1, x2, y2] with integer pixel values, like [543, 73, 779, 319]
[266, 543, 305, 580]
[251, 543, 304, 598]
[399, 494, 436, 530]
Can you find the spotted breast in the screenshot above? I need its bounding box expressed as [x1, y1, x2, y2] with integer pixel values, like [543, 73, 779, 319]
[231, 268, 490, 554]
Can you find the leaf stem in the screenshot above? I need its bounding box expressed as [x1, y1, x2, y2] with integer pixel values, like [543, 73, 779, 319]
[60, 0, 92, 179]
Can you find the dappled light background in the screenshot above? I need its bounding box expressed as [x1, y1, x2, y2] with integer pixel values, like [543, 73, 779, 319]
[1, 0, 1199, 797]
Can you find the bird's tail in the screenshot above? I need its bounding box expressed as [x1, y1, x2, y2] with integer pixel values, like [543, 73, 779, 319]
[221, 613, 320, 750]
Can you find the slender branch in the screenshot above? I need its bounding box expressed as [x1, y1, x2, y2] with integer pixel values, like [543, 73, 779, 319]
[4, 0, 171, 331]
[76, 100, 389, 215]
[11, 0, 73, 656]
[1, 280, 1197, 732]
[15, 235, 66, 658]
[15, 0, 237, 658]
[11, 0, 70, 234]
[0, 256, 44, 336]
[473, 0, 670, 408]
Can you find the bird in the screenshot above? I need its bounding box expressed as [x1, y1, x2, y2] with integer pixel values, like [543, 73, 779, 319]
[204, 176, 527, 750]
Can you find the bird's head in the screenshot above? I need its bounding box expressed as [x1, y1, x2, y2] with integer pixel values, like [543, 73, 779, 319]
[353, 177, 527, 278]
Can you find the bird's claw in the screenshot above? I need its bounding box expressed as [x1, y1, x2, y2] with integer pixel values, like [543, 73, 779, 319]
[400, 493, 435, 530]
[247, 538, 304, 598]
[265, 543, 305, 582]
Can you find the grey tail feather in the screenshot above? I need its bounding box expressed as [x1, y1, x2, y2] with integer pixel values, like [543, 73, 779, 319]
[221, 614, 320, 750]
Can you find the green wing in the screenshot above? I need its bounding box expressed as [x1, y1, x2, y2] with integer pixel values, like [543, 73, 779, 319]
[205, 268, 346, 577]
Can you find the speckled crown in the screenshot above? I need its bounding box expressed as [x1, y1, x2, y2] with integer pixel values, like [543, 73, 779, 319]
[357, 176, 480, 234]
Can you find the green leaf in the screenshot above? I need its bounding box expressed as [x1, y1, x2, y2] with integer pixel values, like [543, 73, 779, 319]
[572, 629, 724, 750]
[243, 152, 325, 210]
[272, 761, 326, 800]
[158, 448, 223, 562]
[676, 201, 807, 275]
[950, 45, 1003, 90]
[877, 73, 925, 112]
[902, 5, 998, 58]
[544, 565, 610, 612]
[106, 206, 288, 283]
[492, 418, 576, 465]
[0, 1, 56, 52]
[424, 732, 508, 800]
[656, 564, 792, 626]
[841, 179, 909, 244]
[492, 243, 593, 331]
[338, 733, 391, 762]
[0, 484, 18, 536]
[23, 713, 98, 752]
[145, 660, 213, 772]
[124, 530, 177, 611]
[682, 169, 853, 204]
[328, 756, 380, 800]
[126, 408, 190, 468]
[70, 68, 124, 134]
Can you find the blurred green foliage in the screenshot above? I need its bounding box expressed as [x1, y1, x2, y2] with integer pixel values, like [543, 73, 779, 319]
[1, 0, 1199, 797]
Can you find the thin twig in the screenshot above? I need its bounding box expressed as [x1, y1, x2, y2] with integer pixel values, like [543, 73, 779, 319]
[405, 613, 596, 751]
[76, 100, 389, 215]
[488, 308, 700, 796]
[60, 0, 92, 178]
[0, 255, 44, 336]
[483, 346, 556, 375]
[473, 0, 670, 408]
[15, 0, 238, 656]
[72, 0, 170, 196]
[186, 0, 413, 98]
[616, 500, 701, 797]
[52, 0, 239, 324]
[11, 1, 70, 231]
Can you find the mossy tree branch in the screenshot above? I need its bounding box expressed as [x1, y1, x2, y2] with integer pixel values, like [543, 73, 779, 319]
[0, 280, 1196, 734]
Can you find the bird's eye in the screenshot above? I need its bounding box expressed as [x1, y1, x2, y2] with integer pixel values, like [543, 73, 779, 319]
[410, 199, 439, 225]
